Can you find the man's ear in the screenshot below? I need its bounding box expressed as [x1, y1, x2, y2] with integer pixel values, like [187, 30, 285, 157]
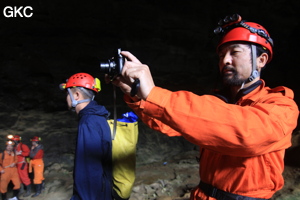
[73, 91, 81, 100]
[257, 53, 269, 70]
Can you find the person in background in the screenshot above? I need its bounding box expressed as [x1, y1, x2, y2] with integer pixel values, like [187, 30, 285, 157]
[60, 73, 112, 200]
[29, 136, 45, 198]
[110, 14, 299, 200]
[8, 135, 32, 197]
[0, 141, 21, 200]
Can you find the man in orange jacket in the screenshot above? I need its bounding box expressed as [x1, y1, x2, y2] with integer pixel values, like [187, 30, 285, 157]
[110, 14, 299, 200]
[0, 141, 21, 200]
[9, 135, 32, 197]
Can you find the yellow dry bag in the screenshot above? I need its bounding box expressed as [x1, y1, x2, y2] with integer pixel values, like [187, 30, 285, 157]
[107, 112, 138, 200]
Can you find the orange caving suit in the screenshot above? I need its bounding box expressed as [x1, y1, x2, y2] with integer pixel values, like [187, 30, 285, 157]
[15, 142, 31, 186]
[29, 146, 44, 184]
[0, 151, 21, 193]
[124, 80, 299, 200]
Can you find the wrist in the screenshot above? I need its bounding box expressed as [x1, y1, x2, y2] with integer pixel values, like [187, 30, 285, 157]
[131, 96, 141, 102]
[124, 94, 141, 103]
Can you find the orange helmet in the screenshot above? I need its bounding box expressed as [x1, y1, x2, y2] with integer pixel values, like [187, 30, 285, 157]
[215, 14, 274, 63]
[6, 140, 15, 146]
[59, 73, 101, 93]
[31, 136, 41, 142]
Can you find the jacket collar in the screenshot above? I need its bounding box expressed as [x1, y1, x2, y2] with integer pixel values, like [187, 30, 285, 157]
[213, 80, 263, 104]
[78, 100, 110, 119]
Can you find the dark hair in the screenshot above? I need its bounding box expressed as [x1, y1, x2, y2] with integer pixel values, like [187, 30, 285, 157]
[246, 43, 270, 66]
[255, 44, 270, 58]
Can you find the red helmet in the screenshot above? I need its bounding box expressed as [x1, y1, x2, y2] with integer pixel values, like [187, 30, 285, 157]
[9, 135, 22, 141]
[59, 73, 101, 93]
[31, 136, 41, 142]
[216, 14, 273, 63]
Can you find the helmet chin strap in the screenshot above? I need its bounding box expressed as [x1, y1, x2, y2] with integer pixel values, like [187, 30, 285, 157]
[246, 44, 260, 83]
[67, 88, 92, 108]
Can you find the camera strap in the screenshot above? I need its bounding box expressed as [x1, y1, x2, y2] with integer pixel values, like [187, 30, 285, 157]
[112, 85, 117, 140]
[130, 79, 140, 97]
[111, 79, 139, 139]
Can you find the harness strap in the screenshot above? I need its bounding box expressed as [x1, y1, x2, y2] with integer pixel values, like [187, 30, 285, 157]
[246, 44, 259, 83]
[199, 181, 270, 200]
[67, 88, 92, 108]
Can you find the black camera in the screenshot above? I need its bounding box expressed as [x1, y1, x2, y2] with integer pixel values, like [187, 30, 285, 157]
[99, 48, 124, 77]
[100, 48, 140, 97]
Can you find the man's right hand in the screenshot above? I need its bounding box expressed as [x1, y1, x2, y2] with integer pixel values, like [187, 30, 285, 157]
[109, 51, 155, 100]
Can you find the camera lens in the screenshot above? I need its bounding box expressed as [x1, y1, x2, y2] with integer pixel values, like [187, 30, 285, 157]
[99, 48, 123, 77]
[100, 60, 116, 75]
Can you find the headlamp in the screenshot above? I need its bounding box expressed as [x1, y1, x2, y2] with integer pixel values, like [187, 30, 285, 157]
[7, 135, 14, 140]
[214, 14, 274, 47]
[59, 83, 66, 90]
[6, 140, 14, 145]
[93, 78, 101, 92]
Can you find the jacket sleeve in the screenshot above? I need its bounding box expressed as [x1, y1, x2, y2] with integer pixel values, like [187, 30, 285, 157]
[33, 150, 44, 159]
[20, 144, 30, 157]
[125, 95, 182, 137]
[0, 153, 3, 171]
[125, 86, 299, 157]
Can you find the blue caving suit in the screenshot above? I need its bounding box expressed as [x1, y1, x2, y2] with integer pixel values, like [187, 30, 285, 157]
[71, 101, 112, 200]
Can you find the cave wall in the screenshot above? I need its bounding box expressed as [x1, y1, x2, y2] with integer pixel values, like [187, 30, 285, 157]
[0, 0, 300, 170]
[0, 0, 299, 113]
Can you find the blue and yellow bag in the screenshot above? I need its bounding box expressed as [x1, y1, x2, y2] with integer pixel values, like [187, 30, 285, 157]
[108, 112, 139, 200]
